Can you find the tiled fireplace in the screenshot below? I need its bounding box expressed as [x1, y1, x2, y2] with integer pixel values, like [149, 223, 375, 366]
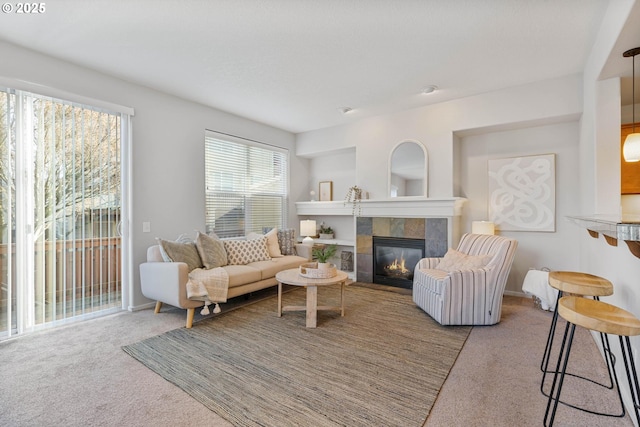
[296, 197, 466, 287]
[356, 217, 449, 286]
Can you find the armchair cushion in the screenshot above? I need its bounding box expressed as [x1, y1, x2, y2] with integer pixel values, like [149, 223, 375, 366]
[436, 248, 492, 272]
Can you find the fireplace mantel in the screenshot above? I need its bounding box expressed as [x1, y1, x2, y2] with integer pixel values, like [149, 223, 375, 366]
[296, 197, 466, 217]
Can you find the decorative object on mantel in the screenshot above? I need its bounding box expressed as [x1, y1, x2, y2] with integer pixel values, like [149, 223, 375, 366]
[300, 219, 316, 246]
[344, 185, 364, 216]
[309, 189, 316, 201]
[488, 154, 555, 232]
[299, 261, 338, 278]
[319, 181, 333, 201]
[312, 244, 337, 268]
[623, 47, 640, 162]
[319, 224, 334, 239]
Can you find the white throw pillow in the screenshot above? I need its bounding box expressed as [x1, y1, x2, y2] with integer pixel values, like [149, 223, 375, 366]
[436, 248, 492, 272]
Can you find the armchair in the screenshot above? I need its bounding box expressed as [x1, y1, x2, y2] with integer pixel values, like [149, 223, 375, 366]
[412, 233, 518, 325]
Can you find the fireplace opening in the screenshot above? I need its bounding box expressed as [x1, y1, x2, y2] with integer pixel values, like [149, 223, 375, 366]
[373, 236, 425, 289]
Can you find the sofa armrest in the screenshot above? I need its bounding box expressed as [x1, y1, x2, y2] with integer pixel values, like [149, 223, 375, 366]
[295, 244, 313, 261]
[139, 261, 203, 310]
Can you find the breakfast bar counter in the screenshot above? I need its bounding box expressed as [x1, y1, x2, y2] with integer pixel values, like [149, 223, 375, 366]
[567, 214, 640, 258]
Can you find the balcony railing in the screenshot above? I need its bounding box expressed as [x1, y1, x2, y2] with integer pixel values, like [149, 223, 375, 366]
[0, 237, 122, 332]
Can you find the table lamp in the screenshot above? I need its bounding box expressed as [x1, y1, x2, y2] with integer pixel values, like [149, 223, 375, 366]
[300, 220, 317, 246]
[472, 221, 495, 235]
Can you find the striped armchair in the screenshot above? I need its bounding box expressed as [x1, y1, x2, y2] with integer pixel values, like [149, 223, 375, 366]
[412, 233, 518, 326]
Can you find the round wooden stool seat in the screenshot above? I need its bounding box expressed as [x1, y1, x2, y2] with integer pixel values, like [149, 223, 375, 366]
[548, 271, 613, 297]
[558, 296, 640, 337]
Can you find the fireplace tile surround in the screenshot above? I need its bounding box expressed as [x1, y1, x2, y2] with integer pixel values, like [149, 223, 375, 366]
[356, 217, 448, 283]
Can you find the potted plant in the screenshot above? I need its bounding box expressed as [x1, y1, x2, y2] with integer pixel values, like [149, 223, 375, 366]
[312, 244, 337, 268]
[319, 225, 334, 239]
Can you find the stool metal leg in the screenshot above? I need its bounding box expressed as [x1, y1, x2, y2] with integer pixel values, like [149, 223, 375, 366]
[540, 290, 562, 376]
[545, 321, 576, 426]
[620, 336, 640, 425]
[544, 323, 628, 426]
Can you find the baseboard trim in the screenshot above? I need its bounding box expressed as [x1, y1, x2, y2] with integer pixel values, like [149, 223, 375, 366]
[129, 302, 156, 312]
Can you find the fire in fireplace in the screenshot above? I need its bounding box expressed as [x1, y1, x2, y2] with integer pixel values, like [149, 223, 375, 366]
[373, 236, 425, 288]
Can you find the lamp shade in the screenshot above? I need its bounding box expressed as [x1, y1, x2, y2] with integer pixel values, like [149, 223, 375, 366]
[472, 221, 495, 235]
[624, 132, 640, 162]
[300, 220, 316, 246]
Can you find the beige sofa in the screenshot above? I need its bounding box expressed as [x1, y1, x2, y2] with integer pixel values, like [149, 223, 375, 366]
[140, 231, 311, 328]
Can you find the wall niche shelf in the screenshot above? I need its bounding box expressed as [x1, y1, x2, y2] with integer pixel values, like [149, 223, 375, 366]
[567, 215, 640, 259]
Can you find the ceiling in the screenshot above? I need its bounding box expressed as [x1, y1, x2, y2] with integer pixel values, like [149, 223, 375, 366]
[0, 0, 637, 134]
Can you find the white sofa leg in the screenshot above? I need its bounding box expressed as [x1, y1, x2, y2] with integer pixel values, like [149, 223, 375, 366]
[186, 308, 195, 328]
[154, 301, 163, 314]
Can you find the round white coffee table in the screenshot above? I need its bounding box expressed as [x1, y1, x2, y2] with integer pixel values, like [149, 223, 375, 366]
[275, 268, 349, 328]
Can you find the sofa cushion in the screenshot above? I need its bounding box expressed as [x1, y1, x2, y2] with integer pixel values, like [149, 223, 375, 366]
[195, 232, 228, 269]
[156, 238, 203, 272]
[221, 265, 263, 287]
[277, 228, 297, 255]
[248, 228, 283, 258]
[436, 248, 492, 272]
[224, 236, 271, 265]
[248, 255, 309, 280]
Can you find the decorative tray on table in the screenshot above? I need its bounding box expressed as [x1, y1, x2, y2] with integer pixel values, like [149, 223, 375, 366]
[299, 262, 337, 279]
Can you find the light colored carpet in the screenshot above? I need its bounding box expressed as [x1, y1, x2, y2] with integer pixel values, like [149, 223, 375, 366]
[123, 285, 471, 427]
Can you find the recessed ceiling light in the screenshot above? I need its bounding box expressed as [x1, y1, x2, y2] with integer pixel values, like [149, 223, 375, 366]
[338, 107, 353, 114]
[422, 85, 438, 94]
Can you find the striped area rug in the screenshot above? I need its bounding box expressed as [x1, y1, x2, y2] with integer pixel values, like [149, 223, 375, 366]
[123, 284, 471, 427]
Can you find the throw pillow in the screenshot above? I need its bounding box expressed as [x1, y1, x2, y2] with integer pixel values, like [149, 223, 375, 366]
[195, 232, 228, 269]
[156, 238, 203, 272]
[436, 248, 493, 272]
[277, 228, 296, 255]
[248, 228, 283, 258]
[224, 236, 271, 265]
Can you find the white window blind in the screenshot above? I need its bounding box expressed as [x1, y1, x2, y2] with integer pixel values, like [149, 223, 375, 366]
[204, 132, 289, 238]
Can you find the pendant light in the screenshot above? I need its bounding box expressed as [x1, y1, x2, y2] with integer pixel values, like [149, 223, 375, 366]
[623, 47, 640, 162]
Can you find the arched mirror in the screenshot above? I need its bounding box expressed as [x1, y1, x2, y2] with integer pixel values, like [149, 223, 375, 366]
[388, 140, 428, 197]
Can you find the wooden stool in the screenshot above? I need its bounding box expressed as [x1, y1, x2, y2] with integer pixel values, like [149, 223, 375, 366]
[541, 271, 614, 405]
[544, 296, 640, 426]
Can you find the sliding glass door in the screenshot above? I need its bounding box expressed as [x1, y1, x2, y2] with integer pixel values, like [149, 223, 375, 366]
[0, 88, 124, 339]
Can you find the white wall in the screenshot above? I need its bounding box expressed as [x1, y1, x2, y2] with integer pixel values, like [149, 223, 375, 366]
[307, 148, 356, 203]
[580, 1, 640, 421]
[458, 122, 581, 294]
[297, 74, 583, 199]
[0, 41, 304, 309]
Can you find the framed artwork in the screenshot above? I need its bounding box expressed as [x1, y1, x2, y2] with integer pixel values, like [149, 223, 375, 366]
[488, 154, 555, 232]
[319, 181, 333, 201]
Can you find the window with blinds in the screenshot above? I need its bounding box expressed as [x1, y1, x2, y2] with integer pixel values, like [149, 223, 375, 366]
[204, 132, 289, 238]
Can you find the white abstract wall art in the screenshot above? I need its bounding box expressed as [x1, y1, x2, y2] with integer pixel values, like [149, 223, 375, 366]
[488, 154, 555, 232]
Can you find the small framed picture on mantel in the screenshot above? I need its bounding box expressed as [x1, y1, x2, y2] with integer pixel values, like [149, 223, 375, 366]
[319, 181, 333, 201]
